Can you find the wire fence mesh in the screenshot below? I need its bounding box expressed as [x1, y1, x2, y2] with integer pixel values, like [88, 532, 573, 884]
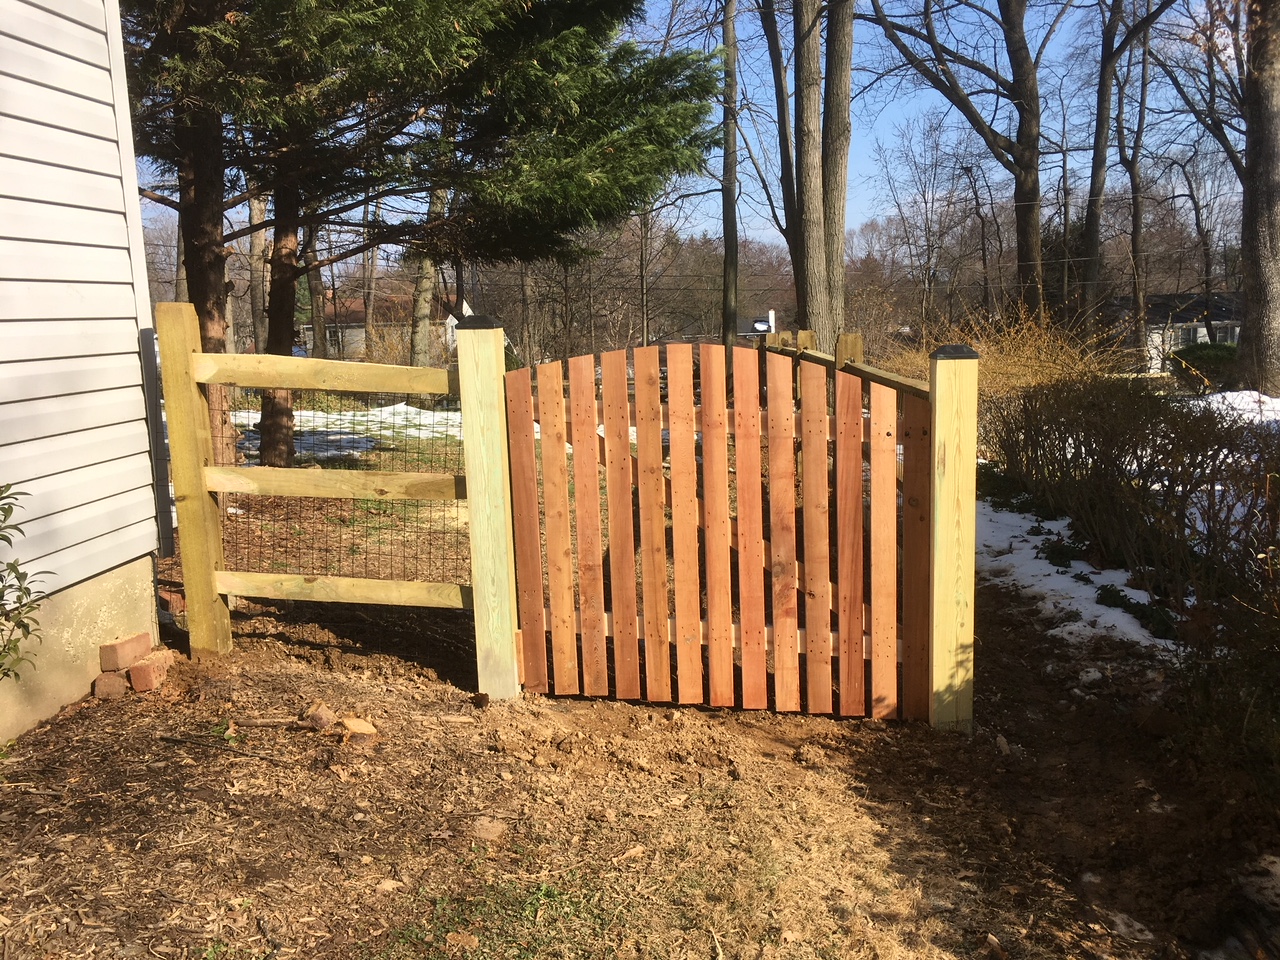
[209, 387, 471, 586]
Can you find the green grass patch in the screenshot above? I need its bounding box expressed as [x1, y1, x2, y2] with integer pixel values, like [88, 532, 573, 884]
[367, 880, 612, 960]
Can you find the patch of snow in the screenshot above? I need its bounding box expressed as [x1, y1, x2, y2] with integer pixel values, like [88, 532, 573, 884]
[976, 501, 1174, 651]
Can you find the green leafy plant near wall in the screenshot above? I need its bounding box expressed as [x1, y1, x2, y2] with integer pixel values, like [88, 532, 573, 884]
[0, 484, 45, 681]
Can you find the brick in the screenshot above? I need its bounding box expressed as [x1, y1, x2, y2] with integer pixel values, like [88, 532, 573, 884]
[157, 587, 186, 615]
[93, 672, 131, 700]
[100, 632, 153, 673]
[128, 648, 176, 692]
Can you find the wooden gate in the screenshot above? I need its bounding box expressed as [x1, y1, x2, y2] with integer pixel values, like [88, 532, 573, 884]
[503, 341, 978, 728]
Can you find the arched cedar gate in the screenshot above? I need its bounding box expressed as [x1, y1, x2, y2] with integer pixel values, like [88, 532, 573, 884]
[502, 343, 979, 727]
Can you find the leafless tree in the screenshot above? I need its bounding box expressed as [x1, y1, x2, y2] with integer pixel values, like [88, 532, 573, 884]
[858, 0, 1079, 320]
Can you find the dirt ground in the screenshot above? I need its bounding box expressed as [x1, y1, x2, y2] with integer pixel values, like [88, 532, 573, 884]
[2, 581, 1279, 960]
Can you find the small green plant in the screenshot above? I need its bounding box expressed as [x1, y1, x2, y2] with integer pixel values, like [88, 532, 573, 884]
[1039, 537, 1089, 568]
[1, 484, 45, 682]
[1170, 341, 1238, 394]
[1096, 583, 1178, 640]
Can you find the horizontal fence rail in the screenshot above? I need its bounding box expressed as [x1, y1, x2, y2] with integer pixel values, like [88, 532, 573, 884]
[502, 341, 976, 721]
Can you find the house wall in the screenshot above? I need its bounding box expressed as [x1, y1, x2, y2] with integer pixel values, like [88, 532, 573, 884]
[0, 556, 156, 742]
[0, 0, 160, 734]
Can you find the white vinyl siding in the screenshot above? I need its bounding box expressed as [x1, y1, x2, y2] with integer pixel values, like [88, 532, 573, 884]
[0, 3, 110, 68]
[0, 0, 159, 596]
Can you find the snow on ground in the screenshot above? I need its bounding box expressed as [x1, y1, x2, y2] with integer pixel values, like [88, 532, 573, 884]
[976, 500, 1173, 650]
[1205, 390, 1280, 422]
[229, 403, 464, 460]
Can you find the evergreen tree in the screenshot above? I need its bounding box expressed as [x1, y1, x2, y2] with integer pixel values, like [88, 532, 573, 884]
[124, 0, 719, 463]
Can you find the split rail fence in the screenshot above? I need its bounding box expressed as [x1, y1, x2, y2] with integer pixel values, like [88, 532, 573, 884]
[156, 303, 521, 698]
[159, 302, 976, 730]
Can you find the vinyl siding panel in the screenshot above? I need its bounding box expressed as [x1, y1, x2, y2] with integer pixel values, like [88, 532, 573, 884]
[26, 521, 157, 597]
[0, 116, 121, 177]
[0, 385, 147, 449]
[9, 453, 153, 521]
[2, 487, 156, 567]
[1, 2, 110, 69]
[21, 0, 106, 32]
[0, 281, 138, 321]
[0, 33, 112, 101]
[0, 198, 128, 248]
[0, 354, 142, 403]
[0, 73, 118, 141]
[0, 421, 150, 486]
[0, 157, 124, 212]
[0, 0, 160, 595]
[0, 317, 139, 359]
[0, 239, 134, 283]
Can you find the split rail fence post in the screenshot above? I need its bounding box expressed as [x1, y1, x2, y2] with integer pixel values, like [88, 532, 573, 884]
[455, 318, 521, 700]
[928, 345, 979, 732]
[154, 302, 232, 658]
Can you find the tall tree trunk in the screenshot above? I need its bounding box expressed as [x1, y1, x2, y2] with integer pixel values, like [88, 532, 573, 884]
[1185, 183, 1217, 341]
[248, 191, 270, 353]
[793, 0, 829, 341]
[410, 188, 447, 367]
[758, 0, 806, 318]
[174, 213, 188, 302]
[261, 183, 302, 468]
[362, 198, 382, 345]
[1239, 0, 1280, 393]
[1129, 176, 1146, 317]
[722, 0, 739, 349]
[1081, 0, 1125, 324]
[1061, 139, 1071, 312]
[302, 227, 330, 360]
[821, 0, 854, 349]
[1012, 164, 1044, 321]
[1003, 0, 1045, 320]
[174, 106, 236, 464]
[639, 208, 651, 346]
[1117, 26, 1152, 327]
[410, 254, 441, 367]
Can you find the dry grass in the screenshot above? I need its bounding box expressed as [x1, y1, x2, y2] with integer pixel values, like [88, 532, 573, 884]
[363, 324, 415, 367]
[870, 320, 1131, 399]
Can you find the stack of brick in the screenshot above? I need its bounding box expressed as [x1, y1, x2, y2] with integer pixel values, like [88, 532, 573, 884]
[92, 633, 177, 699]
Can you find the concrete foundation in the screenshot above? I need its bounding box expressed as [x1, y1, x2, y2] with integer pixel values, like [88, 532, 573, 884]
[0, 555, 159, 743]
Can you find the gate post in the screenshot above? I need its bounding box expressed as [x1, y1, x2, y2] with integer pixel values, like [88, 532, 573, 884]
[154, 302, 233, 658]
[928, 345, 979, 733]
[455, 318, 521, 699]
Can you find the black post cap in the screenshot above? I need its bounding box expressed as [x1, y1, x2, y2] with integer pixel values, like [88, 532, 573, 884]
[930, 344, 980, 360]
[454, 316, 502, 330]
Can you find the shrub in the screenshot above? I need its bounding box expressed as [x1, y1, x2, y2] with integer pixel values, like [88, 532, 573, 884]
[0, 484, 45, 681]
[872, 317, 1133, 458]
[987, 375, 1280, 774]
[1169, 341, 1238, 395]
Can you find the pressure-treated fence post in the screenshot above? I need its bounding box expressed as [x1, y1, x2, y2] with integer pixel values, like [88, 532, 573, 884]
[154, 302, 232, 658]
[928, 345, 979, 733]
[836, 332, 864, 367]
[455, 318, 521, 700]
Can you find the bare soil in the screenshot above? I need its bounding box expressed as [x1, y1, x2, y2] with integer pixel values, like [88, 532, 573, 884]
[2, 581, 1278, 960]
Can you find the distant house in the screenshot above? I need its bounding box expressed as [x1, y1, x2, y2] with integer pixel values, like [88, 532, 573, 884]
[1107, 293, 1243, 373]
[297, 291, 468, 361]
[0, 0, 162, 739]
